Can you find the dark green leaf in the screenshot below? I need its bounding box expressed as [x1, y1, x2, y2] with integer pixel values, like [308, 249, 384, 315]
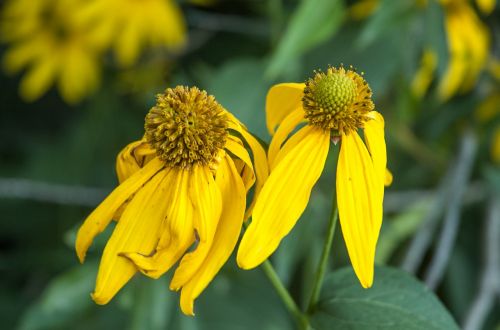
[311, 266, 459, 330]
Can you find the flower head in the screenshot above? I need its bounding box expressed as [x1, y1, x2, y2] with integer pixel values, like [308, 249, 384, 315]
[75, 86, 267, 315]
[237, 66, 391, 288]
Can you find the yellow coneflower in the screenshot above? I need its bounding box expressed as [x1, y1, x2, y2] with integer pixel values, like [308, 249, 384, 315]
[75, 86, 267, 315]
[237, 66, 390, 288]
[437, 0, 490, 101]
[1, 0, 101, 103]
[77, 0, 186, 67]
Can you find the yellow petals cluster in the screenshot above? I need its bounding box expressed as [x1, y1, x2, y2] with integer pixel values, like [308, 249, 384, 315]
[412, 0, 494, 101]
[76, 86, 268, 315]
[237, 67, 390, 288]
[1, 0, 101, 103]
[77, 0, 186, 67]
[1, 0, 186, 103]
[437, 0, 491, 101]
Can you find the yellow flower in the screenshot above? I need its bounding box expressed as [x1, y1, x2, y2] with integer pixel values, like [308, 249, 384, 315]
[1, 0, 101, 103]
[237, 66, 390, 288]
[77, 0, 186, 67]
[437, 0, 490, 101]
[75, 86, 267, 315]
[349, 0, 380, 20]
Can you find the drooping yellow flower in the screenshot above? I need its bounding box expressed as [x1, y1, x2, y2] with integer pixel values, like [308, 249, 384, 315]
[75, 86, 267, 315]
[349, 0, 380, 20]
[436, 0, 491, 101]
[1, 0, 101, 103]
[77, 0, 186, 67]
[411, 48, 438, 98]
[237, 66, 390, 288]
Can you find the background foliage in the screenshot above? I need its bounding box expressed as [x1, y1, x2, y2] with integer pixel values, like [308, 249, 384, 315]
[1, 0, 499, 329]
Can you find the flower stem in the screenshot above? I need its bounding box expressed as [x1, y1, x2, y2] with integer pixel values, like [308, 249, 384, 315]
[307, 205, 338, 313]
[261, 260, 309, 329]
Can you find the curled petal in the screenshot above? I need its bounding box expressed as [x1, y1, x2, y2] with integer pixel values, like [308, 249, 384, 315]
[116, 140, 156, 183]
[266, 83, 305, 135]
[123, 169, 195, 279]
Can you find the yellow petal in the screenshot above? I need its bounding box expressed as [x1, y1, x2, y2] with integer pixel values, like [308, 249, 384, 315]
[92, 169, 170, 304]
[336, 132, 382, 288]
[385, 168, 393, 186]
[179, 155, 246, 315]
[122, 169, 195, 278]
[363, 111, 387, 193]
[437, 10, 468, 101]
[411, 48, 437, 98]
[75, 157, 164, 263]
[237, 127, 330, 269]
[476, 0, 495, 15]
[268, 108, 305, 168]
[233, 127, 269, 219]
[19, 54, 59, 102]
[271, 125, 313, 170]
[170, 165, 222, 290]
[116, 140, 156, 183]
[266, 83, 305, 135]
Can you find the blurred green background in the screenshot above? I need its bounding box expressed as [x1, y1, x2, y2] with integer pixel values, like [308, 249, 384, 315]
[1, 0, 499, 329]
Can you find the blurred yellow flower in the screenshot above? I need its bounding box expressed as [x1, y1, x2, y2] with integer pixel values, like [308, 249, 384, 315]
[411, 48, 438, 98]
[1, 0, 101, 103]
[75, 86, 267, 315]
[475, 91, 500, 163]
[349, 0, 380, 20]
[78, 0, 186, 67]
[436, 0, 491, 101]
[237, 67, 390, 288]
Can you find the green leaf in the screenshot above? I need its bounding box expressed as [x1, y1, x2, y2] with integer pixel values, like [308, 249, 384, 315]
[266, 0, 345, 79]
[311, 266, 459, 330]
[130, 277, 174, 330]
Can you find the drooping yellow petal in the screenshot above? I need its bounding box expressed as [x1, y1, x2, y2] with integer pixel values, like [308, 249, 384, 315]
[457, 4, 489, 92]
[92, 168, 170, 304]
[237, 126, 330, 269]
[336, 132, 382, 288]
[363, 111, 387, 194]
[170, 165, 222, 290]
[116, 140, 156, 183]
[19, 54, 59, 102]
[438, 9, 468, 101]
[476, 0, 496, 15]
[179, 155, 246, 315]
[75, 157, 164, 263]
[411, 48, 437, 98]
[226, 136, 256, 191]
[268, 108, 306, 168]
[122, 169, 195, 278]
[266, 83, 305, 135]
[385, 168, 393, 186]
[271, 125, 313, 170]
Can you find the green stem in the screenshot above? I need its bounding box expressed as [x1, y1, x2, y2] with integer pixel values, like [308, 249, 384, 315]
[261, 260, 309, 329]
[307, 206, 338, 313]
[307, 143, 340, 313]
